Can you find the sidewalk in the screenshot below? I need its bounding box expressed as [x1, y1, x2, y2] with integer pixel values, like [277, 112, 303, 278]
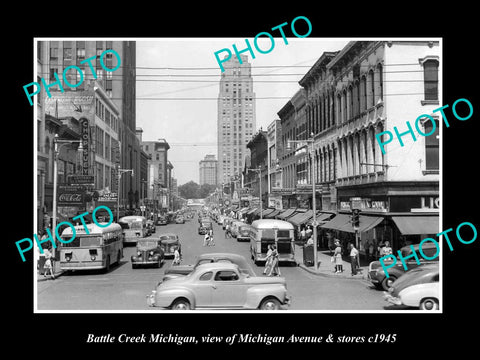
[294, 245, 369, 281]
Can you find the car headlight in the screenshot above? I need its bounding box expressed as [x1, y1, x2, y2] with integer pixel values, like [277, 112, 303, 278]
[150, 251, 154, 256]
[137, 251, 142, 256]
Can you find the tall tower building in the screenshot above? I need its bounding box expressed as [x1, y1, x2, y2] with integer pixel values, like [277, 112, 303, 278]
[217, 54, 256, 186]
[199, 154, 218, 186]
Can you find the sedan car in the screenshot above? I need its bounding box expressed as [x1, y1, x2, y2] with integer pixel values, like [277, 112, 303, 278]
[384, 263, 439, 310]
[368, 242, 439, 290]
[175, 216, 185, 224]
[147, 262, 291, 310]
[158, 233, 181, 258]
[156, 216, 168, 226]
[163, 253, 256, 282]
[131, 239, 165, 268]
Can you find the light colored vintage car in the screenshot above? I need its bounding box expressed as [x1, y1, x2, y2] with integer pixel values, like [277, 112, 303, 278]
[147, 262, 291, 310]
[384, 263, 439, 310]
[162, 253, 256, 282]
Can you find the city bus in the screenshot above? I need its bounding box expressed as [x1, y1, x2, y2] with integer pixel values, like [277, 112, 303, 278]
[59, 222, 124, 271]
[118, 215, 148, 244]
[249, 219, 296, 266]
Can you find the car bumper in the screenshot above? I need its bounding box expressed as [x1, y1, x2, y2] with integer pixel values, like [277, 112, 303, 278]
[368, 271, 381, 284]
[383, 292, 402, 306]
[147, 291, 156, 307]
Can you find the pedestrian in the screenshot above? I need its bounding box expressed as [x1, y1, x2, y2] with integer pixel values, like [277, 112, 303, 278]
[368, 241, 375, 262]
[172, 246, 181, 265]
[225, 223, 231, 238]
[208, 228, 215, 246]
[263, 244, 273, 275]
[306, 234, 314, 246]
[267, 245, 281, 276]
[203, 232, 210, 247]
[333, 240, 343, 273]
[349, 243, 359, 276]
[300, 226, 306, 243]
[43, 244, 55, 280]
[326, 232, 335, 255]
[305, 225, 313, 241]
[379, 240, 393, 258]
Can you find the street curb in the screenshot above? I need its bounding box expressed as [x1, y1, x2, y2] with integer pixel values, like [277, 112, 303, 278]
[297, 263, 369, 281]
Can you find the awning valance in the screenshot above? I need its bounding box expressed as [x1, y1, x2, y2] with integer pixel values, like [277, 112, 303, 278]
[320, 214, 384, 233]
[391, 216, 439, 235]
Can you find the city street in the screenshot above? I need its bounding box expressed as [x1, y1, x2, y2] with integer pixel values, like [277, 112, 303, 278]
[37, 215, 388, 311]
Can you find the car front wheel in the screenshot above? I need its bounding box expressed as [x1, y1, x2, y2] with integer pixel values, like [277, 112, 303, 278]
[171, 298, 191, 310]
[259, 297, 281, 310]
[420, 298, 439, 310]
[381, 275, 397, 290]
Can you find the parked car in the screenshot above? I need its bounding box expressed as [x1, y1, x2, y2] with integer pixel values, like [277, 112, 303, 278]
[384, 263, 439, 310]
[162, 253, 256, 282]
[147, 262, 291, 310]
[368, 242, 439, 290]
[175, 216, 185, 224]
[158, 233, 181, 258]
[131, 238, 164, 269]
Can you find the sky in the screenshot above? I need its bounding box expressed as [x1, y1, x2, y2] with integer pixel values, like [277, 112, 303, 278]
[135, 38, 349, 185]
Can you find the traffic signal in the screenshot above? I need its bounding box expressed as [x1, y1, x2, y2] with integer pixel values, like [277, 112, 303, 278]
[352, 208, 361, 228]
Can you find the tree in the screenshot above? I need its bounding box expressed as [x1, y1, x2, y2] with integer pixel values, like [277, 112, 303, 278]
[199, 183, 217, 199]
[178, 181, 200, 199]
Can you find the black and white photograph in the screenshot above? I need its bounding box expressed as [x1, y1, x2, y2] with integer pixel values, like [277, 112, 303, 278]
[7, 7, 479, 354]
[32, 37, 443, 313]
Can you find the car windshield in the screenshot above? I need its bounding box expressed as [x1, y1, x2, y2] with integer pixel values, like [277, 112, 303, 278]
[137, 240, 158, 248]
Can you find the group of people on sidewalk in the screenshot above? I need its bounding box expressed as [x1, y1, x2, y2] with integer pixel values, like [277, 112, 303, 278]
[203, 228, 215, 247]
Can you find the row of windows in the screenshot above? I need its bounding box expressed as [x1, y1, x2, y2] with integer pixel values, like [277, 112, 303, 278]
[95, 98, 118, 133]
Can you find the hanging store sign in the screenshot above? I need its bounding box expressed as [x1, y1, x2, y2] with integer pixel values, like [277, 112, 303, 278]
[79, 118, 89, 175]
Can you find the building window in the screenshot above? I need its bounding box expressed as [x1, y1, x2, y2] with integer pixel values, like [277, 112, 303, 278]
[424, 119, 439, 171]
[63, 48, 72, 60]
[423, 59, 439, 101]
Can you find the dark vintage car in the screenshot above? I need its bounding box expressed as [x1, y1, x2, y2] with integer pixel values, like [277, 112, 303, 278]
[198, 221, 213, 235]
[158, 233, 181, 258]
[162, 253, 256, 282]
[131, 239, 165, 269]
[235, 223, 251, 242]
[368, 242, 439, 290]
[146, 220, 156, 234]
[156, 216, 168, 226]
[147, 262, 291, 310]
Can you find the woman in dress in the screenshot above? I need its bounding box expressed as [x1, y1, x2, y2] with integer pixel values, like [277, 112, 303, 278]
[263, 245, 273, 275]
[334, 240, 343, 274]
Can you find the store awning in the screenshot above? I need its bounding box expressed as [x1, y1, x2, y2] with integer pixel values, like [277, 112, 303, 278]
[262, 208, 276, 217]
[391, 216, 439, 235]
[238, 207, 250, 214]
[320, 214, 384, 233]
[246, 208, 258, 215]
[288, 210, 313, 226]
[307, 211, 335, 226]
[264, 209, 281, 219]
[277, 208, 297, 220]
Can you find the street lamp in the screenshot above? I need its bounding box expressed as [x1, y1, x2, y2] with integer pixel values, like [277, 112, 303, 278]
[117, 168, 134, 221]
[247, 166, 263, 219]
[52, 134, 83, 257]
[287, 134, 318, 270]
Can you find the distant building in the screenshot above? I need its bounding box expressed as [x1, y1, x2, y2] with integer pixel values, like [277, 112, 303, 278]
[199, 154, 218, 186]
